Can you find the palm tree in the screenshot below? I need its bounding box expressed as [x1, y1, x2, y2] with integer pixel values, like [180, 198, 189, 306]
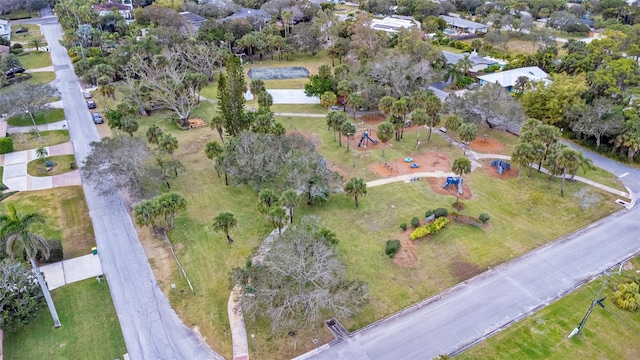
[443, 63, 462, 85]
[411, 108, 429, 149]
[471, 39, 482, 53]
[282, 10, 293, 39]
[334, 112, 347, 147]
[326, 111, 343, 142]
[612, 281, 640, 311]
[35, 146, 48, 168]
[155, 192, 187, 229]
[204, 141, 228, 185]
[257, 188, 278, 214]
[267, 207, 288, 234]
[411, 89, 431, 109]
[337, 80, 354, 112]
[280, 189, 300, 224]
[320, 91, 337, 110]
[457, 54, 473, 76]
[210, 115, 225, 143]
[27, 38, 45, 52]
[0, 204, 61, 328]
[424, 95, 442, 141]
[146, 124, 164, 146]
[378, 96, 395, 116]
[346, 93, 365, 118]
[250, 79, 266, 95]
[212, 212, 237, 244]
[344, 177, 367, 207]
[257, 91, 273, 111]
[459, 123, 478, 153]
[377, 121, 395, 163]
[392, 98, 411, 139]
[341, 121, 357, 151]
[451, 157, 471, 203]
[444, 114, 462, 145]
[511, 142, 536, 178]
[98, 83, 116, 99]
[556, 147, 582, 197]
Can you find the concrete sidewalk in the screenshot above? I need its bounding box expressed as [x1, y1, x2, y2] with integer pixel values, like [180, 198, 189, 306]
[39, 253, 103, 290]
[7, 119, 68, 133]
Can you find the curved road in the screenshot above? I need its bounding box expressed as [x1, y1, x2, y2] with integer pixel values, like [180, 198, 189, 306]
[298, 145, 640, 359]
[40, 19, 221, 359]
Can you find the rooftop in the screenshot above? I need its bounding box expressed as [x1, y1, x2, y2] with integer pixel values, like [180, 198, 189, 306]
[439, 15, 487, 30]
[93, 2, 131, 11]
[477, 66, 550, 88]
[442, 51, 496, 66]
[179, 11, 207, 24]
[221, 8, 270, 22]
[371, 17, 416, 33]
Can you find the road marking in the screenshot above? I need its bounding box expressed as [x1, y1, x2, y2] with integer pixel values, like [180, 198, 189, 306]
[619, 172, 629, 178]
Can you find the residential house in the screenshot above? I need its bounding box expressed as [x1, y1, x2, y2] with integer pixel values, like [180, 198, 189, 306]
[370, 16, 418, 33]
[439, 15, 488, 34]
[0, 19, 10, 41]
[442, 50, 498, 72]
[476, 66, 550, 92]
[179, 11, 207, 34]
[92, 2, 133, 19]
[221, 8, 270, 24]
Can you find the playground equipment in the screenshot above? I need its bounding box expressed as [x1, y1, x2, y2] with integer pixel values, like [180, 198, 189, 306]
[404, 157, 413, 162]
[442, 176, 463, 194]
[357, 131, 379, 147]
[490, 160, 511, 175]
[410, 163, 420, 169]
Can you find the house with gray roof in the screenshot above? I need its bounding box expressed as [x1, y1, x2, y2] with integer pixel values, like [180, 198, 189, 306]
[221, 8, 270, 23]
[442, 50, 497, 72]
[439, 15, 488, 34]
[179, 11, 207, 33]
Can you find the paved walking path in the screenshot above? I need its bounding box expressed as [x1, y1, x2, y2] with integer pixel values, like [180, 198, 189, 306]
[0, 142, 81, 191]
[39, 253, 103, 290]
[7, 119, 68, 133]
[29, 65, 54, 73]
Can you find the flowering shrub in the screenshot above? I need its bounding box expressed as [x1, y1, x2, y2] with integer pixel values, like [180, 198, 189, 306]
[410, 217, 449, 240]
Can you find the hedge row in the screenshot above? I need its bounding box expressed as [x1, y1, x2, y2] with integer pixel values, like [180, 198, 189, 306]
[410, 217, 449, 240]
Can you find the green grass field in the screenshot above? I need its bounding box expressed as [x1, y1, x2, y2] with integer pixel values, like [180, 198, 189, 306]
[3, 278, 127, 360]
[6, 187, 95, 258]
[20, 51, 52, 69]
[10, 24, 45, 44]
[8, 108, 65, 127]
[123, 103, 623, 358]
[27, 155, 76, 177]
[10, 130, 70, 152]
[29, 71, 56, 83]
[458, 258, 640, 360]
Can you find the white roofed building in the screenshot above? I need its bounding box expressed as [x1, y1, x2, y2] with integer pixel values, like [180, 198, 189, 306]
[477, 66, 550, 92]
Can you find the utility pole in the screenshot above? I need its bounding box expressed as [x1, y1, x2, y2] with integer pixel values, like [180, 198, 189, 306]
[568, 273, 609, 338]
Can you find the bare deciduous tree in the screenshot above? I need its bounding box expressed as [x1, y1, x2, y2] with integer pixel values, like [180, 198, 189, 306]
[0, 82, 58, 141]
[81, 136, 161, 201]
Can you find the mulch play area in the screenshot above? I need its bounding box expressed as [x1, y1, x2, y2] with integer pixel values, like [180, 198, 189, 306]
[469, 136, 505, 154]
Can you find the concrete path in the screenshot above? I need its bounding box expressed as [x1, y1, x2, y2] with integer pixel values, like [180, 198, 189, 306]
[7, 119, 68, 133]
[1, 142, 81, 191]
[39, 253, 103, 290]
[28, 65, 54, 73]
[366, 171, 455, 188]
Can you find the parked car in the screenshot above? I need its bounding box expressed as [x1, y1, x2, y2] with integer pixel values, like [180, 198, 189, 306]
[439, 127, 447, 133]
[92, 113, 103, 124]
[15, 27, 28, 34]
[4, 67, 25, 77]
[87, 100, 96, 109]
[83, 91, 92, 99]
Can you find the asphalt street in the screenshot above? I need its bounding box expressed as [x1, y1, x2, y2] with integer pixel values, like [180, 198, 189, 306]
[41, 21, 221, 360]
[299, 148, 640, 359]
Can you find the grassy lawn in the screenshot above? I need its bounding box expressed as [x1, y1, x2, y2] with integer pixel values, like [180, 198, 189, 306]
[124, 104, 622, 358]
[7, 108, 65, 127]
[0, 72, 56, 96]
[458, 257, 640, 360]
[27, 155, 76, 177]
[2, 9, 36, 20]
[20, 51, 52, 69]
[10, 130, 70, 152]
[7, 187, 96, 258]
[10, 24, 46, 44]
[271, 104, 327, 114]
[3, 278, 127, 360]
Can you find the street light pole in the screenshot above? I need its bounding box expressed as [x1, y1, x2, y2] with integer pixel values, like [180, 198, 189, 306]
[251, 333, 255, 352]
[568, 273, 609, 338]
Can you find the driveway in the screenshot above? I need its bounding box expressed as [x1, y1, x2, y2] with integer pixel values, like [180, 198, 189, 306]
[41, 22, 221, 359]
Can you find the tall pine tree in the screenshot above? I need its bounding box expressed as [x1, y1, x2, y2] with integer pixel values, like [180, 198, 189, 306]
[218, 55, 248, 136]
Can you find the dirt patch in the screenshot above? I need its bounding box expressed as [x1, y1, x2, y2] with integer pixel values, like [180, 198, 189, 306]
[369, 150, 452, 177]
[425, 177, 473, 200]
[393, 231, 418, 267]
[287, 129, 322, 148]
[450, 258, 484, 282]
[359, 113, 386, 127]
[479, 159, 519, 180]
[137, 226, 177, 290]
[188, 117, 207, 129]
[469, 136, 505, 154]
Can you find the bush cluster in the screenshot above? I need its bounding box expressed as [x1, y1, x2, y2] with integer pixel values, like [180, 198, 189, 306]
[410, 217, 420, 228]
[448, 40, 473, 53]
[479, 213, 491, 224]
[410, 217, 449, 240]
[35, 239, 64, 263]
[400, 223, 408, 231]
[433, 208, 448, 218]
[0, 138, 14, 154]
[385, 239, 401, 258]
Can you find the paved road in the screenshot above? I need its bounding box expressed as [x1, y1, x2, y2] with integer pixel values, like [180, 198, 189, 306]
[298, 149, 640, 359]
[41, 22, 220, 360]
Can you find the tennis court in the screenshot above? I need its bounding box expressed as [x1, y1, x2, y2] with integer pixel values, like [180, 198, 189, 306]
[247, 67, 310, 80]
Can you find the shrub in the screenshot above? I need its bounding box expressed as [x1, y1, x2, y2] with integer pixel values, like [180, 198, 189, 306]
[400, 223, 408, 231]
[479, 213, 491, 224]
[0, 138, 14, 154]
[10, 43, 24, 55]
[410, 217, 449, 240]
[35, 239, 63, 263]
[385, 239, 401, 258]
[424, 209, 434, 218]
[433, 208, 448, 218]
[410, 217, 420, 228]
